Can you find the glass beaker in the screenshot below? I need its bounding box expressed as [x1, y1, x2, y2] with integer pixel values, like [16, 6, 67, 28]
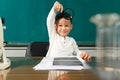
[90, 13, 120, 80]
[90, 13, 120, 62]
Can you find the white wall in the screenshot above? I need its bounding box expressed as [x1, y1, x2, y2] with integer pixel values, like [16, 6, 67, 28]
[5, 47, 27, 57]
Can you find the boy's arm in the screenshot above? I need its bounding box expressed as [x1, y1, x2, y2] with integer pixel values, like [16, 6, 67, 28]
[46, 1, 63, 39]
[72, 38, 91, 61]
[46, 3, 56, 39]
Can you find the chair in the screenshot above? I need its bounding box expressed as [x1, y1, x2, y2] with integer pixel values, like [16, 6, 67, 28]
[25, 42, 49, 57]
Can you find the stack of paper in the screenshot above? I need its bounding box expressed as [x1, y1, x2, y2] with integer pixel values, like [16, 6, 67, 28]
[33, 56, 90, 70]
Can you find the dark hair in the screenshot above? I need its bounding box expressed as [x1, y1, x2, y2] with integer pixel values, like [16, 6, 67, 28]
[55, 8, 74, 24]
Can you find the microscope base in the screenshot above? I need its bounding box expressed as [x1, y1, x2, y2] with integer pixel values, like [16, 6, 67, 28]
[0, 58, 11, 70]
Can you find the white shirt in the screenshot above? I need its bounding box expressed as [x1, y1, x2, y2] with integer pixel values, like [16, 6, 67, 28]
[46, 5, 82, 57]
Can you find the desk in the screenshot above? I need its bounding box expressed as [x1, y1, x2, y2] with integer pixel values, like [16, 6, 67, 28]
[0, 57, 100, 80]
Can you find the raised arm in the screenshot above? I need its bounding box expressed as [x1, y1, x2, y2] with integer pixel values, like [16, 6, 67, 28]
[46, 1, 63, 39]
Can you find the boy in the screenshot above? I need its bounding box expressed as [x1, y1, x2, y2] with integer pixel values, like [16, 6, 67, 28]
[46, 1, 90, 61]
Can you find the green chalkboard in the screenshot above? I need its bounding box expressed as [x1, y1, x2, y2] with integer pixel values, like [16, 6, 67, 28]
[0, 0, 120, 45]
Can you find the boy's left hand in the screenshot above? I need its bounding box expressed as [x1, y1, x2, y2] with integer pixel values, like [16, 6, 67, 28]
[80, 52, 91, 62]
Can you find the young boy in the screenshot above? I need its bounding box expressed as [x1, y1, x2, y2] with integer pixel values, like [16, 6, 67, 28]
[46, 1, 91, 61]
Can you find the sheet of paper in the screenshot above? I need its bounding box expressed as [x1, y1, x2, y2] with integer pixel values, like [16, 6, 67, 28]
[33, 56, 90, 70]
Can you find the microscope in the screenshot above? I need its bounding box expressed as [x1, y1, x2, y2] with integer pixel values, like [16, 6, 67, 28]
[0, 17, 11, 69]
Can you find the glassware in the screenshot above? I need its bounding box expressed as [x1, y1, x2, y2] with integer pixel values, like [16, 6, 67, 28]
[90, 13, 120, 80]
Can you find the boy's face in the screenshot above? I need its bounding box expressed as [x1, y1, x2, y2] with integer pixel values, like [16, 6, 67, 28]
[55, 18, 72, 38]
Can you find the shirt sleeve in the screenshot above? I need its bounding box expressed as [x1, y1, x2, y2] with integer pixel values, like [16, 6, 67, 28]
[46, 3, 57, 41]
[72, 38, 83, 56]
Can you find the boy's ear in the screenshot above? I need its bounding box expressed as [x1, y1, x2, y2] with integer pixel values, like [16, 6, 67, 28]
[54, 24, 57, 29]
[54, 24, 57, 27]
